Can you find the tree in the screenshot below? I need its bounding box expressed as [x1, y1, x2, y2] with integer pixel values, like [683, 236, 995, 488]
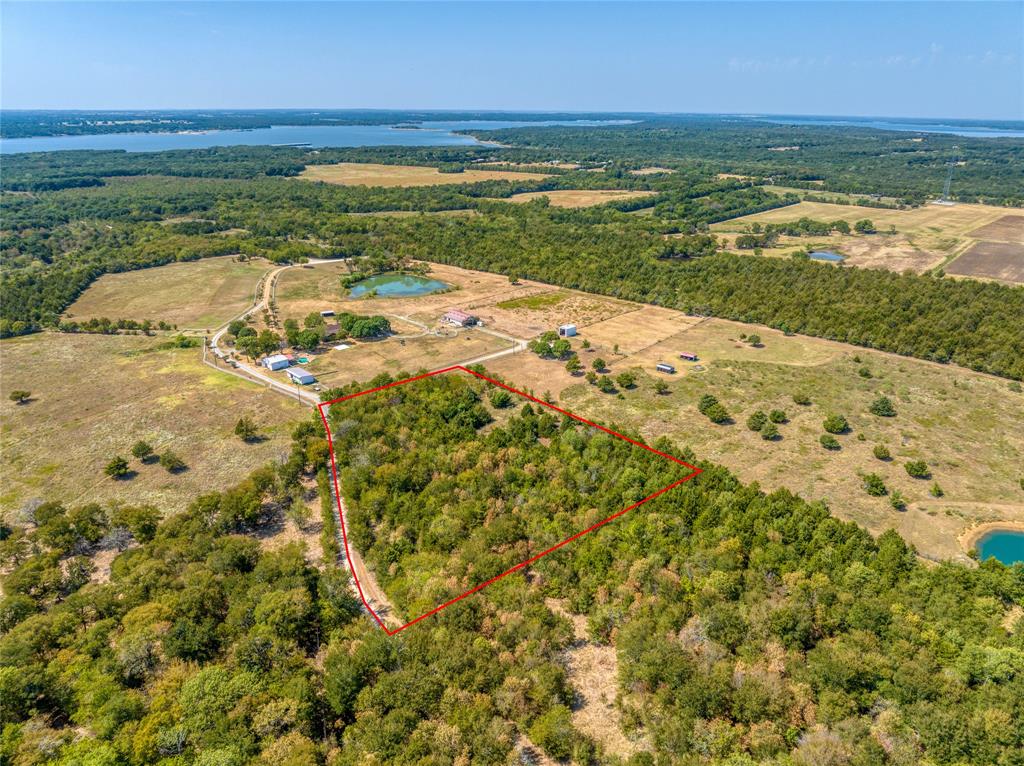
[746, 410, 768, 431]
[234, 416, 259, 442]
[654, 381, 669, 395]
[592, 357, 607, 372]
[581, 339, 591, 350]
[227, 319, 246, 336]
[596, 375, 615, 393]
[869, 396, 897, 417]
[823, 414, 849, 434]
[873, 444, 891, 461]
[706, 403, 730, 424]
[551, 338, 572, 359]
[529, 705, 576, 760]
[858, 366, 873, 378]
[8, 390, 30, 404]
[565, 357, 583, 375]
[793, 393, 811, 406]
[489, 390, 513, 408]
[616, 371, 636, 389]
[905, 460, 930, 479]
[131, 440, 154, 462]
[769, 409, 787, 423]
[105, 456, 131, 479]
[820, 434, 840, 450]
[760, 422, 779, 440]
[747, 334, 761, 347]
[159, 451, 186, 473]
[862, 473, 887, 496]
[854, 219, 876, 233]
[584, 371, 597, 385]
[930, 482, 944, 497]
[698, 394, 720, 415]
[890, 490, 906, 510]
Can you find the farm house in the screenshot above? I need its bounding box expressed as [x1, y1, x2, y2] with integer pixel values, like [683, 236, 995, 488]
[442, 309, 478, 327]
[262, 354, 290, 371]
[558, 324, 577, 337]
[285, 367, 316, 385]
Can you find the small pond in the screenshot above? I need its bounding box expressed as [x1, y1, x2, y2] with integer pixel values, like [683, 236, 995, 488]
[809, 251, 846, 262]
[976, 530, 1024, 565]
[347, 272, 450, 299]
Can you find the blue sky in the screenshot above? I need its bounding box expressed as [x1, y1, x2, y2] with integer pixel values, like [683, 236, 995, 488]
[2, 1, 1021, 119]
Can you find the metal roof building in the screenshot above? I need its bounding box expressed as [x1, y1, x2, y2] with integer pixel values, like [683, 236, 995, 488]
[285, 367, 316, 385]
[263, 354, 290, 371]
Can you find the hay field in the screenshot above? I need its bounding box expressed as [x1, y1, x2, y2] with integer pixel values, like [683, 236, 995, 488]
[712, 200, 1015, 277]
[298, 162, 549, 187]
[65, 256, 269, 330]
[504, 190, 657, 208]
[0, 333, 303, 519]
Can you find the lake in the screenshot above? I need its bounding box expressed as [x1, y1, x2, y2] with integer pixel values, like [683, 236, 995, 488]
[809, 251, 846, 262]
[347, 273, 450, 299]
[757, 115, 1024, 138]
[976, 529, 1024, 565]
[0, 119, 634, 155]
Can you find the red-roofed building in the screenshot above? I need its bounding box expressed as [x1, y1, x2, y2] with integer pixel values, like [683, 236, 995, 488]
[442, 309, 477, 327]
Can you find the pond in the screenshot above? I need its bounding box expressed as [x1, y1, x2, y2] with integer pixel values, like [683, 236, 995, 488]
[809, 251, 846, 262]
[976, 529, 1024, 565]
[347, 272, 450, 299]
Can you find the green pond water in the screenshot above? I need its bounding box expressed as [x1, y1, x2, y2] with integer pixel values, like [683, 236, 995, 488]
[348, 273, 450, 298]
[977, 530, 1024, 565]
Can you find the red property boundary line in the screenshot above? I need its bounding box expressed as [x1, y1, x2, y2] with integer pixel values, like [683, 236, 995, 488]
[316, 365, 702, 635]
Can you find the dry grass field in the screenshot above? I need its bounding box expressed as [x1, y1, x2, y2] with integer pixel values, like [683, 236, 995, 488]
[504, 189, 657, 208]
[298, 162, 549, 187]
[486, 314, 1024, 562]
[631, 167, 675, 176]
[0, 333, 304, 520]
[65, 256, 269, 330]
[946, 241, 1024, 282]
[712, 200, 1018, 278]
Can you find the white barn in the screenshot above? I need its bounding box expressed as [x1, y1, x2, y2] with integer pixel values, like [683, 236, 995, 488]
[263, 354, 290, 371]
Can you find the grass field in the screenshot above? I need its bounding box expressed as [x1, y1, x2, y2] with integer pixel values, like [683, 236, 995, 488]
[65, 256, 269, 329]
[0, 333, 304, 519]
[298, 162, 549, 187]
[504, 189, 657, 207]
[712, 200, 1017, 278]
[484, 316, 1024, 562]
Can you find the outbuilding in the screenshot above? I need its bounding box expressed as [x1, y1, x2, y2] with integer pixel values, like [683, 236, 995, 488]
[285, 367, 316, 385]
[263, 354, 290, 371]
[558, 324, 577, 337]
[320, 310, 335, 317]
[679, 352, 698, 362]
[443, 309, 478, 327]
[655, 362, 676, 374]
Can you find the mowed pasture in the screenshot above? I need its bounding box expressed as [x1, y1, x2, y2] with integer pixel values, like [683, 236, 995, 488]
[504, 189, 657, 208]
[66, 255, 270, 329]
[298, 162, 549, 187]
[0, 333, 304, 519]
[485, 314, 1024, 562]
[712, 200, 1017, 278]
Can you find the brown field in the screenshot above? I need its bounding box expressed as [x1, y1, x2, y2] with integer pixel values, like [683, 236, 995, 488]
[713, 200, 1018, 278]
[479, 161, 581, 170]
[504, 189, 657, 208]
[968, 215, 1024, 244]
[0, 333, 304, 519]
[298, 162, 549, 187]
[631, 167, 675, 176]
[65, 256, 269, 330]
[485, 311, 1024, 563]
[945, 241, 1024, 282]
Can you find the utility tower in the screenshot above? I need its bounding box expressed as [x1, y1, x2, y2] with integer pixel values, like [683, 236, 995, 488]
[935, 145, 960, 205]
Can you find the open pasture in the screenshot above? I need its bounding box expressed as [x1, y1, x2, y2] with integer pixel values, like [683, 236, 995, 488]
[0, 332, 303, 519]
[503, 189, 657, 207]
[713, 200, 1015, 277]
[65, 255, 269, 330]
[298, 162, 549, 187]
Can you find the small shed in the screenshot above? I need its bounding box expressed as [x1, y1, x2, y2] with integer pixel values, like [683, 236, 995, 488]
[679, 352, 698, 362]
[263, 354, 290, 371]
[443, 309, 478, 327]
[656, 362, 676, 374]
[558, 324, 577, 337]
[320, 310, 335, 317]
[285, 367, 316, 385]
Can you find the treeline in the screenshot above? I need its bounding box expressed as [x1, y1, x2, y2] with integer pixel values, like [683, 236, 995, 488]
[467, 117, 1024, 206]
